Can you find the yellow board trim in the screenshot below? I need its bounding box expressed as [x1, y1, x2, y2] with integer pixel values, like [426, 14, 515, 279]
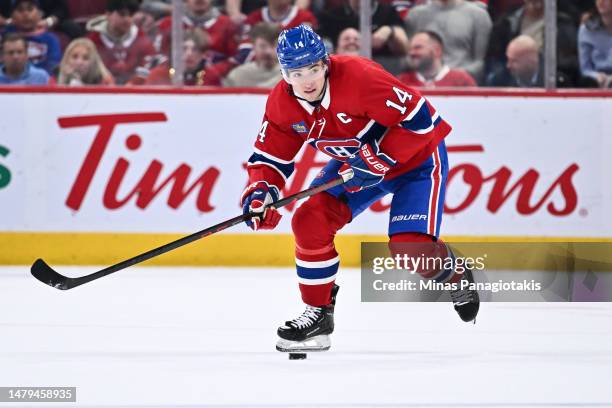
[1, 232, 612, 267]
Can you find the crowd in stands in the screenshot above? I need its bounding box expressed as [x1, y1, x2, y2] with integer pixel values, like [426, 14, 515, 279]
[0, 0, 610, 88]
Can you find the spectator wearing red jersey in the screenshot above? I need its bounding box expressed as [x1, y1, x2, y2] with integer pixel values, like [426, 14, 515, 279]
[398, 30, 476, 87]
[243, 0, 317, 32]
[56, 37, 115, 85]
[156, 0, 239, 60]
[236, 0, 317, 63]
[87, 0, 157, 84]
[145, 29, 229, 86]
[1, 0, 61, 74]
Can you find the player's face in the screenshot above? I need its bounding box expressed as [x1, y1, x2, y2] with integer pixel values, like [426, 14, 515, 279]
[287, 61, 327, 102]
[2, 40, 28, 73]
[68, 45, 93, 76]
[107, 10, 133, 37]
[11, 2, 40, 32]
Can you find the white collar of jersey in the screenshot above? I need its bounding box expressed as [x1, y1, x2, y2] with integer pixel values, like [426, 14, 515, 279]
[294, 79, 330, 115]
[416, 64, 450, 84]
[183, 12, 219, 29]
[262, 5, 299, 26]
[101, 24, 138, 49]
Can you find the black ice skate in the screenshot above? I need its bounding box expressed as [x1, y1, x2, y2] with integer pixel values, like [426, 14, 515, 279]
[449, 268, 480, 323]
[276, 284, 339, 353]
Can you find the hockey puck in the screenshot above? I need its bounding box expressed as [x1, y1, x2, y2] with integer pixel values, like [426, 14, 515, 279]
[288, 353, 307, 360]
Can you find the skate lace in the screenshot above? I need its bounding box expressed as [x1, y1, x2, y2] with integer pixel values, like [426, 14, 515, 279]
[450, 286, 474, 305]
[289, 305, 322, 329]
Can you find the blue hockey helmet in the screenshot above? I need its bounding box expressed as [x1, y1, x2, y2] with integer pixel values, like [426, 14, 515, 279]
[276, 24, 328, 73]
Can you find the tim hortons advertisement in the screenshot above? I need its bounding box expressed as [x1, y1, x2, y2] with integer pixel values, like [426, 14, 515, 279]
[0, 91, 610, 238]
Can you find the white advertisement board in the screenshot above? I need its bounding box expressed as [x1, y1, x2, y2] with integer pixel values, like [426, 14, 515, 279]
[0, 90, 610, 238]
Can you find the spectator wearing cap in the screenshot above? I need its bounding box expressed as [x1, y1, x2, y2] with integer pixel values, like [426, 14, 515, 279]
[405, 0, 492, 81]
[1, 0, 61, 74]
[0, 32, 49, 84]
[144, 29, 229, 86]
[87, 0, 157, 85]
[335, 27, 361, 55]
[486, 34, 570, 87]
[578, 0, 612, 88]
[223, 22, 282, 88]
[398, 30, 476, 87]
[56, 38, 115, 86]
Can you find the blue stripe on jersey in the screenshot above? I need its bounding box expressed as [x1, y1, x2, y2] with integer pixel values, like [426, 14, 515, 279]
[401, 102, 434, 132]
[296, 263, 339, 280]
[359, 121, 388, 144]
[247, 153, 295, 179]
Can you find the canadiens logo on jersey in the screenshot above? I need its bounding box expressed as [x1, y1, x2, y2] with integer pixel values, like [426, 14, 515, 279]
[291, 122, 309, 134]
[313, 139, 361, 160]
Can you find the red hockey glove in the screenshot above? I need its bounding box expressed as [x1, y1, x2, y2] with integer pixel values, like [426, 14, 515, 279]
[340, 141, 397, 192]
[240, 181, 282, 231]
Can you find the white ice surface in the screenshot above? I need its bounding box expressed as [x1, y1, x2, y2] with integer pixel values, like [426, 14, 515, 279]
[1, 266, 611, 407]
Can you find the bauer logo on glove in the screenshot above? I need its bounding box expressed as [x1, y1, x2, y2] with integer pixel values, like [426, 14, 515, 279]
[340, 141, 397, 192]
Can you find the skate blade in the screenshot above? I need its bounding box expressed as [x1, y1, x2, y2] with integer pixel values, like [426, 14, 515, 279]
[276, 335, 331, 353]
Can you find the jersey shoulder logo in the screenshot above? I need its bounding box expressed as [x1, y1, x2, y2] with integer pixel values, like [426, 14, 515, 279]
[314, 138, 361, 160]
[291, 121, 309, 134]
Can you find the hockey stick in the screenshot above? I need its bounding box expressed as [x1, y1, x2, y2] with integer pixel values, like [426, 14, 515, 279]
[31, 170, 354, 290]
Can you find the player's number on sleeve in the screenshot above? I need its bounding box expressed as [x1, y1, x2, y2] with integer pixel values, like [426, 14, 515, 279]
[385, 87, 413, 115]
[258, 121, 269, 143]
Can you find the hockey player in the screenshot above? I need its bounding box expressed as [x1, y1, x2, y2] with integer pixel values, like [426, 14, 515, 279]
[240, 24, 479, 353]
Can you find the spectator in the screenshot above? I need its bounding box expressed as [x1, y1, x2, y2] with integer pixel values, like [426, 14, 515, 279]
[56, 38, 114, 85]
[317, 0, 410, 72]
[1, 0, 61, 74]
[223, 22, 281, 87]
[486, 34, 570, 87]
[405, 0, 492, 81]
[225, 0, 311, 25]
[0, 32, 49, 84]
[398, 30, 476, 87]
[335, 27, 360, 55]
[87, 0, 157, 85]
[486, 0, 578, 84]
[578, 0, 612, 88]
[0, 0, 84, 38]
[243, 0, 317, 32]
[156, 0, 239, 60]
[236, 0, 317, 64]
[133, 2, 165, 51]
[145, 29, 229, 85]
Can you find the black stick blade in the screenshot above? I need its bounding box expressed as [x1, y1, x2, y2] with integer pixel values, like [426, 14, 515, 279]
[31, 259, 73, 290]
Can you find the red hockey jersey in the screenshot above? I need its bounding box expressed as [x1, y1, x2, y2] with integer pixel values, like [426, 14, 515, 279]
[88, 25, 156, 85]
[246, 55, 452, 192]
[244, 6, 318, 31]
[157, 13, 239, 58]
[398, 65, 477, 88]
